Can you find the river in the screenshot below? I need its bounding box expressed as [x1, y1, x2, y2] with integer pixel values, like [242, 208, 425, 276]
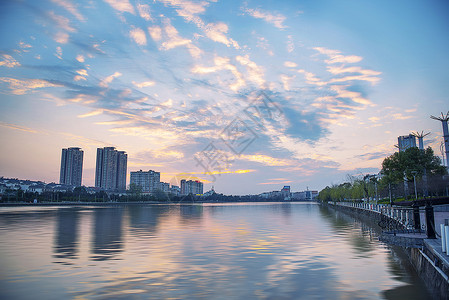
[0, 203, 431, 299]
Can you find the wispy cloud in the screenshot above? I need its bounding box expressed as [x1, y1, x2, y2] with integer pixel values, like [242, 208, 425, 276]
[47, 11, 76, 32]
[0, 121, 39, 134]
[238, 154, 291, 166]
[159, 0, 239, 49]
[160, 18, 202, 58]
[132, 80, 155, 88]
[314, 47, 363, 64]
[99, 72, 122, 88]
[0, 77, 62, 95]
[236, 55, 265, 87]
[242, 6, 287, 29]
[51, 0, 85, 21]
[0, 55, 20, 68]
[103, 0, 135, 14]
[192, 56, 245, 91]
[204, 22, 240, 49]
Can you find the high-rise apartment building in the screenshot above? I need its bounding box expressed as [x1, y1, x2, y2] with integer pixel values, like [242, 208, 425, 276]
[95, 147, 127, 191]
[130, 170, 160, 193]
[180, 179, 203, 195]
[397, 134, 417, 152]
[60, 147, 83, 186]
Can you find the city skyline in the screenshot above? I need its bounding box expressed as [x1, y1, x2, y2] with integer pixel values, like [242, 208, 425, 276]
[0, 0, 448, 195]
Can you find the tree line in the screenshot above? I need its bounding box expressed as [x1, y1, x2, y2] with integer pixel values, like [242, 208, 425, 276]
[318, 147, 448, 203]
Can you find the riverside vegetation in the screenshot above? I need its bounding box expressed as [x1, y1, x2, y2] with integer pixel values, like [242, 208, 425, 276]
[318, 147, 448, 203]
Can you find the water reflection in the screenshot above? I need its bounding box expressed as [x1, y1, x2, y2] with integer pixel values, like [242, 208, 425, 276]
[0, 203, 432, 299]
[179, 204, 203, 225]
[91, 207, 123, 261]
[319, 205, 376, 257]
[53, 208, 79, 259]
[127, 205, 167, 237]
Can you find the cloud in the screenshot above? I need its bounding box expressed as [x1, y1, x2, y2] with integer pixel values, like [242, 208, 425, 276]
[78, 109, 103, 118]
[191, 56, 245, 91]
[284, 61, 297, 68]
[130, 27, 147, 45]
[286, 35, 294, 53]
[76, 55, 85, 62]
[76, 69, 88, 76]
[314, 47, 363, 64]
[391, 113, 412, 120]
[297, 69, 327, 86]
[204, 22, 240, 49]
[0, 121, 38, 134]
[159, 0, 240, 49]
[0, 55, 20, 68]
[99, 72, 122, 88]
[132, 80, 155, 88]
[137, 3, 152, 21]
[160, 19, 202, 58]
[280, 74, 294, 91]
[54, 32, 69, 44]
[242, 6, 287, 29]
[330, 85, 373, 106]
[236, 55, 265, 87]
[103, 0, 135, 14]
[326, 66, 381, 76]
[51, 0, 85, 21]
[74, 75, 86, 81]
[355, 151, 390, 161]
[238, 154, 291, 166]
[158, 0, 209, 25]
[47, 11, 76, 32]
[148, 26, 162, 41]
[0, 77, 62, 95]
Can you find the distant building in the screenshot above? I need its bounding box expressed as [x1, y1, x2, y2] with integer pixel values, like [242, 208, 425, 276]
[180, 180, 203, 195]
[260, 190, 282, 199]
[160, 182, 170, 193]
[130, 170, 160, 193]
[170, 185, 180, 196]
[95, 147, 128, 191]
[59, 147, 83, 186]
[398, 134, 417, 152]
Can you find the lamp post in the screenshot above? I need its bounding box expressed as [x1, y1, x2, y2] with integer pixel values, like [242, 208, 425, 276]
[412, 171, 418, 200]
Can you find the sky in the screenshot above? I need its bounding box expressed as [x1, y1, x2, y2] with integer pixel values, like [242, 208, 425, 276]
[0, 0, 448, 195]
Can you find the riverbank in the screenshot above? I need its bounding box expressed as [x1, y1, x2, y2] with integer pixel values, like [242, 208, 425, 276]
[323, 201, 449, 299]
[0, 200, 317, 206]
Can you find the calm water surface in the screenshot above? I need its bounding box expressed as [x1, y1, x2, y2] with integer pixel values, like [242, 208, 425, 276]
[0, 203, 430, 299]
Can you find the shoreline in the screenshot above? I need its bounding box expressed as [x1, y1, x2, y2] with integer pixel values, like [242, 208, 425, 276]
[0, 200, 318, 207]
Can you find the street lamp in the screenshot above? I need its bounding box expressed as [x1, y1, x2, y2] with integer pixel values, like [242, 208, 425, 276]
[412, 171, 418, 200]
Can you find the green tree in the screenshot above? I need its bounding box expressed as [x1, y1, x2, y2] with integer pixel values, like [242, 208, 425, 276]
[128, 183, 142, 196]
[381, 147, 447, 184]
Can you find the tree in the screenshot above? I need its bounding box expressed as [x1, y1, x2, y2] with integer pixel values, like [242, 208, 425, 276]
[381, 147, 447, 184]
[128, 183, 142, 196]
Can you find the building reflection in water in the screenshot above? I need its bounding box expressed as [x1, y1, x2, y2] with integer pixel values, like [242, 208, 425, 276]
[53, 208, 79, 259]
[127, 205, 168, 237]
[280, 203, 291, 217]
[91, 207, 123, 261]
[179, 204, 203, 225]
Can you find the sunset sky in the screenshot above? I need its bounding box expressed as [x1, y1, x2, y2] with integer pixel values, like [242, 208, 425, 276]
[0, 0, 448, 194]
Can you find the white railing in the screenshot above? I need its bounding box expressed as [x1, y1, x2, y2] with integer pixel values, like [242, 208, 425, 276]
[328, 202, 415, 230]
